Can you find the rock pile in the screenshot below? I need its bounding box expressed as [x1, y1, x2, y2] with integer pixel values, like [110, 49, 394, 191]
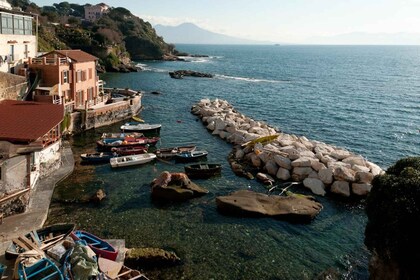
[191, 99, 384, 198]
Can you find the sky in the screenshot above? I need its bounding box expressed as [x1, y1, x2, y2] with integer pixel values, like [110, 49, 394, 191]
[32, 0, 420, 44]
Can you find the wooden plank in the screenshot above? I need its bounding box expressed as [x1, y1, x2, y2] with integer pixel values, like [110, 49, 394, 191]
[39, 234, 66, 250]
[18, 236, 38, 250]
[12, 238, 30, 251]
[30, 231, 41, 247]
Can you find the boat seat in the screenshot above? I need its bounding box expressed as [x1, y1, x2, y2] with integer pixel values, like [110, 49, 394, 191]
[200, 165, 209, 169]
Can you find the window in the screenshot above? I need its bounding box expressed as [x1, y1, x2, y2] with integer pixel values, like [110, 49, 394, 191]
[24, 18, 32, 35]
[76, 90, 83, 107]
[10, 45, 14, 61]
[24, 45, 28, 58]
[63, 70, 69, 83]
[87, 87, 94, 101]
[88, 68, 92, 80]
[1, 14, 13, 34]
[14, 16, 24, 35]
[76, 70, 82, 82]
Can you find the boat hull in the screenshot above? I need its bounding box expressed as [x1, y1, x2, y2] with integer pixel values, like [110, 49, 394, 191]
[110, 153, 157, 168]
[184, 164, 222, 179]
[80, 152, 116, 164]
[70, 230, 118, 261]
[175, 151, 208, 163]
[155, 145, 196, 159]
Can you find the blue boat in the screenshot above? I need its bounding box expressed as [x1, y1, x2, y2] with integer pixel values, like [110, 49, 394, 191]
[17, 257, 63, 280]
[70, 230, 118, 261]
[175, 150, 208, 162]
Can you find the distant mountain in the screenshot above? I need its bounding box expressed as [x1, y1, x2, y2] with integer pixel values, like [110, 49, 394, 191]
[306, 32, 420, 45]
[154, 23, 273, 45]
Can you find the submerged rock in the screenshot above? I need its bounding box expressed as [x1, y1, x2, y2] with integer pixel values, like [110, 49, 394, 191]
[216, 190, 322, 223]
[125, 248, 181, 269]
[169, 70, 214, 79]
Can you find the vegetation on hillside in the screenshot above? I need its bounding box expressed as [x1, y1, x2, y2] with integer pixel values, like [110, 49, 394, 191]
[365, 157, 420, 279]
[7, 0, 180, 71]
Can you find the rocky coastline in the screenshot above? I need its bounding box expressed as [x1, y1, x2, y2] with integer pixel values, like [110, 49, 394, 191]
[191, 99, 384, 198]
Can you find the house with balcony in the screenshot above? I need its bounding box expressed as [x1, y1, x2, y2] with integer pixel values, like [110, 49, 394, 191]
[28, 49, 104, 113]
[84, 3, 109, 22]
[0, 99, 63, 217]
[0, 0, 37, 75]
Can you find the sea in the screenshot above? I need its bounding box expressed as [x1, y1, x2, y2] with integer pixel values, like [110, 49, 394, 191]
[47, 45, 420, 280]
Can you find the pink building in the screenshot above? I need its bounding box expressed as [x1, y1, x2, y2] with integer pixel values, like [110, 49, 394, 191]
[84, 3, 109, 22]
[28, 50, 104, 113]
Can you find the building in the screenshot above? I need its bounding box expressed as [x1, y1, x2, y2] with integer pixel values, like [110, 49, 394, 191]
[84, 3, 109, 22]
[28, 50, 104, 113]
[0, 0, 37, 74]
[0, 100, 63, 217]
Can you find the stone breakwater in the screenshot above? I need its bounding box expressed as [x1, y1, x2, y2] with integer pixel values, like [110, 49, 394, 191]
[191, 99, 384, 198]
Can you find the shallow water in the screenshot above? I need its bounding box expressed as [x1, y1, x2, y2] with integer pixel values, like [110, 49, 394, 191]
[47, 45, 420, 279]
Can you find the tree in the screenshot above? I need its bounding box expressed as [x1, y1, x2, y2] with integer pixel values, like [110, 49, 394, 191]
[365, 157, 420, 279]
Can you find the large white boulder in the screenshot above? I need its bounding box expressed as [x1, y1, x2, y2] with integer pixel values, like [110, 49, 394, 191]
[331, 181, 351, 197]
[318, 168, 334, 184]
[291, 157, 313, 168]
[265, 160, 278, 176]
[333, 166, 356, 182]
[352, 183, 373, 196]
[276, 168, 291, 180]
[355, 171, 374, 184]
[274, 155, 292, 170]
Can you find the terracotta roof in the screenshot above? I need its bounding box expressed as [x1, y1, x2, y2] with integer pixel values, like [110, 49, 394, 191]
[42, 50, 98, 63]
[0, 100, 63, 143]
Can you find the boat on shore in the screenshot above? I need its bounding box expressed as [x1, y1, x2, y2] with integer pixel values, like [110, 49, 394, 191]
[184, 163, 222, 178]
[5, 223, 75, 260]
[70, 230, 118, 261]
[80, 152, 117, 164]
[97, 137, 159, 152]
[111, 145, 148, 156]
[155, 145, 197, 159]
[110, 153, 157, 168]
[175, 150, 208, 162]
[120, 123, 161, 135]
[16, 256, 64, 280]
[98, 257, 149, 280]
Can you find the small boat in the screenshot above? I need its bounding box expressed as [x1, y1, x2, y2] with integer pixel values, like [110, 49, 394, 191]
[111, 145, 148, 156]
[132, 116, 145, 123]
[80, 152, 117, 164]
[98, 257, 149, 280]
[101, 132, 144, 140]
[97, 137, 160, 152]
[120, 123, 161, 135]
[16, 257, 64, 280]
[241, 134, 280, 148]
[184, 163, 222, 179]
[5, 223, 75, 260]
[155, 145, 197, 159]
[174, 150, 208, 162]
[70, 230, 118, 261]
[110, 153, 156, 168]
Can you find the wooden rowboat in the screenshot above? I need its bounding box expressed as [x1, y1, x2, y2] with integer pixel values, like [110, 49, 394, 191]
[174, 150, 208, 163]
[110, 153, 156, 168]
[17, 257, 64, 280]
[184, 163, 222, 179]
[155, 145, 196, 159]
[98, 257, 149, 280]
[111, 146, 148, 156]
[80, 152, 117, 164]
[5, 223, 75, 260]
[120, 123, 161, 136]
[70, 230, 118, 261]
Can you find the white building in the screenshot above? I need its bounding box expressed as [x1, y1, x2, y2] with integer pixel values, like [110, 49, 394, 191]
[84, 3, 109, 22]
[0, 1, 37, 74]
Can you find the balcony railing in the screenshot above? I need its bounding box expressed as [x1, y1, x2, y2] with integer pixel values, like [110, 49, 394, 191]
[29, 57, 69, 66]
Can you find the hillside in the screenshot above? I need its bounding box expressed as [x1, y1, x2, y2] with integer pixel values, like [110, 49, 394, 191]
[155, 23, 273, 45]
[7, 0, 181, 72]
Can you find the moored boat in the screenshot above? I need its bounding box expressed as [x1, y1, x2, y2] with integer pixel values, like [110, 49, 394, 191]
[5, 223, 75, 260]
[80, 152, 117, 164]
[111, 145, 148, 156]
[70, 230, 118, 261]
[132, 116, 145, 123]
[184, 163, 222, 178]
[101, 132, 144, 140]
[155, 145, 197, 159]
[174, 150, 208, 162]
[120, 123, 161, 135]
[110, 153, 157, 168]
[97, 137, 159, 152]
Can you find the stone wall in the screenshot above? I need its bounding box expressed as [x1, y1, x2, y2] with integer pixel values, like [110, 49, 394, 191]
[0, 72, 27, 100]
[192, 99, 384, 198]
[67, 95, 142, 134]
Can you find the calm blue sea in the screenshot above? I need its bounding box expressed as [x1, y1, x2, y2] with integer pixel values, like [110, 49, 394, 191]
[48, 45, 420, 280]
